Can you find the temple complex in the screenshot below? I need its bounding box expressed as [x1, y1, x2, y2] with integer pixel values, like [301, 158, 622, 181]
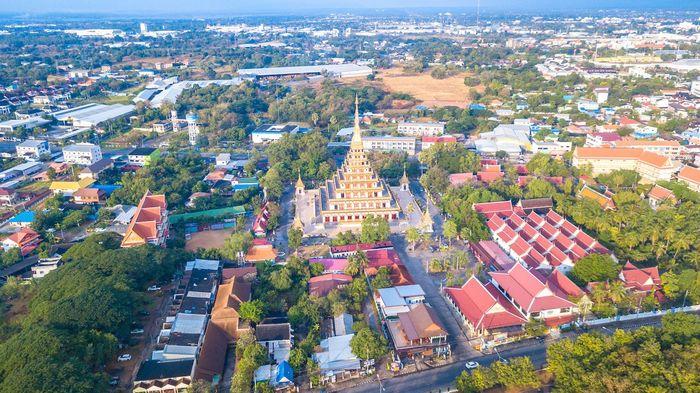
[318, 96, 400, 224]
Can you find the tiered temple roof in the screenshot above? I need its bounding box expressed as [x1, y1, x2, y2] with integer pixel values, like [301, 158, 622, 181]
[319, 96, 400, 224]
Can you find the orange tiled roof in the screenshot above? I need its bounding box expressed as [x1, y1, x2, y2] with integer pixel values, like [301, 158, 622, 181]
[678, 166, 700, 185]
[6, 227, 40, 246]
[574, 147, 671, 168]
[578, 186, 615, 209]
[648, 185, 675, 202]
[121, 190, 167, 247]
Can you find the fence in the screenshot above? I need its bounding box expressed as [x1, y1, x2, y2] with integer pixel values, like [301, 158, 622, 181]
[581, 304, 700, 327]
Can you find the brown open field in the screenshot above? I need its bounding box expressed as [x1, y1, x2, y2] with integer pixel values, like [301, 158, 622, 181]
[376, 67, 481, 108]
[185, 228, 235, 251]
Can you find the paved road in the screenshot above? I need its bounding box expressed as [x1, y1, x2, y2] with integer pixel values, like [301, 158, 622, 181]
[272, 186, 294, 256]
[344, 313, 679, 393]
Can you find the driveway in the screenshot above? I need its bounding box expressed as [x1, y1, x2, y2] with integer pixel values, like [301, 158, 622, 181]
[390, 234, 478, 360]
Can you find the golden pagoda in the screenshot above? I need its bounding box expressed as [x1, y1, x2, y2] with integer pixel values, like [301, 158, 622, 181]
[318, 96, 400, 225]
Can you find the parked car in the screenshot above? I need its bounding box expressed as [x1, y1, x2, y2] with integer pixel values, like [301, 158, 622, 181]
[130, 328, 144, 335]
[109, 377, 119, 386]
[465, 361, 479, 369]
[117, 354, 132, 362]
[147, 285, 161, 291]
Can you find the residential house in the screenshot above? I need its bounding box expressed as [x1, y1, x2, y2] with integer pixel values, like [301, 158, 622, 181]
[313, 334, 363, 384]
[133, 359, 194, 393]
[209, 276, 252, 343]
[309, 274, 353, 297]
[128, 147, 160, 167]
[72, 187, 105, 204]
[78, 158, 114, 180]
[420, 135, 457, 151]
[254, 361, 294, 389]
[255, 320, 292, 363]
[2, 227, 41, 255]
[647, 184, 677, 209]
[0, 188, 17, 206]
[49, 178, 95, 196]
[386, 303, 450, 358]
[30, 256, 62, 279]
[444, 276, 528, 343]
[375, 285, 426, 319]
[121, 191, 169, 248]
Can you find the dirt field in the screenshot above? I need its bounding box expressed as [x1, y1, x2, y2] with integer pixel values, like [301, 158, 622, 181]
[185, 228, 234, 251]
[376, 67, 480, 108]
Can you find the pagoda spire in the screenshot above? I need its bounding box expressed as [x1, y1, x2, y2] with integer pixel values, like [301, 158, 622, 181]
[351, 94, 363, 150]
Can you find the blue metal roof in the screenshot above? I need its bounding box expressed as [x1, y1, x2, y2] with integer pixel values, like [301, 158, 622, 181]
[9, 210, 35, 223]
[276, 361, 294, 383]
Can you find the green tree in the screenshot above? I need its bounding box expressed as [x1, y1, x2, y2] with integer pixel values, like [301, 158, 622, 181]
[569, 254, 620, 286]
[360, 215, 390, 243]
[443, 220, 458, 245]
[372, 267, 392, 289]
[239, 300, 265, 324]
[220, 231, 253, 261]
[1, 247, 22, 267]
[288, 227, 303, 251]
[406, 227, 420, 250]
[491, 357, 540, 390]
[350, 327, 387, 361]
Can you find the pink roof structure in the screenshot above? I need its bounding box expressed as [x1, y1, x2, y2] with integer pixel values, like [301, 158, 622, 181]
[310, 258, 349, 274]
[470, 241, 516, 271]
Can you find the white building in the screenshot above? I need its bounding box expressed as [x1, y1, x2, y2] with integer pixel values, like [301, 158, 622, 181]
[16, 139, 49, 160]
[216, 153, 231, 168]
[691, 79, 700, 98]
[594, 87, 609, 104]
[531, 141, 572, 157]
[397, 122, 444, 136]
[251, 124, 300, 144]
[31, 256, 62, 279]
[62, 143, 102, 165]
[375, 285, 426, 318]
[362, 135, 417, 155]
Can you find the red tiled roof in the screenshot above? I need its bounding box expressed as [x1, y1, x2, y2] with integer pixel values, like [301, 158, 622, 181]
[496, 226, 517, 245]
[477, 171, 505, 183]
[547, 247, 570, 267]
[445, 276, 527, 331]
[539, 222, 559, 240]
[473, 200, 513, 217]
[449, 173, 475, 187]
[554, 233, 574, 251]
[526, 211, 545, 228]
[620, 262, 661, 292]
[510, 237, 532, 258]
[647, 185, 676, 202]
[489, 263, 575, 314]
[308, 274, 352, 297]
[545, 269, 584, 299]
[366, 249, 403, 267]
[545, 210, 565, 227]
[487, 216, 505, 233]
[523, 248, 545, 269]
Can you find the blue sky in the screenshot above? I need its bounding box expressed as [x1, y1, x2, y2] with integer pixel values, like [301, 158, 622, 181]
[4, 0, 697, 14]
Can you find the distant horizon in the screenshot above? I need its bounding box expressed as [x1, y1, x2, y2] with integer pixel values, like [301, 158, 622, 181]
[3, 0, 699, 18]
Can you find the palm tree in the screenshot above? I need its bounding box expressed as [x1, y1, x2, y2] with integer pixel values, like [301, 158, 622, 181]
[311, 112, 319, 128]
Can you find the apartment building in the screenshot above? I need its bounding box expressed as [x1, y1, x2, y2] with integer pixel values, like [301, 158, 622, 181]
[572, 147, 677, 183]
[397, 122, 444, 136]
[362, 135, 416, 155]
[612, 140, 683, 159]
[62, 143, 102, 165]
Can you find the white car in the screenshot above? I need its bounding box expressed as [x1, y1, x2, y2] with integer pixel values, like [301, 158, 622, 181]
[117, 354, 132, 362]
[147, 285, 161, 292]
[130, 328, 144, 335]
[465, 361, 479, 369]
